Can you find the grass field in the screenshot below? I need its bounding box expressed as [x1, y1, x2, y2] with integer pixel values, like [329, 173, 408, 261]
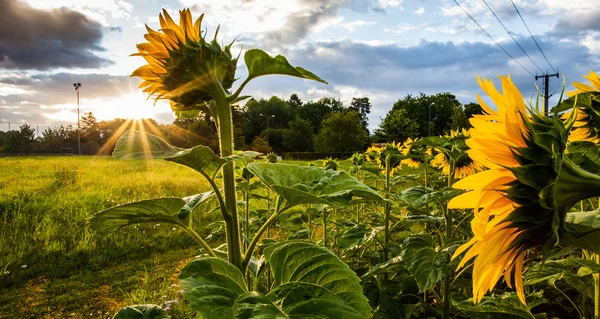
[0, 156, 217, 318]
[0, 156, 424, 318]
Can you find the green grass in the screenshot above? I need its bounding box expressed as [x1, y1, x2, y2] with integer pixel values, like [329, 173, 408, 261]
[0, 156, 214, 318]
[0, 156, 425, 318]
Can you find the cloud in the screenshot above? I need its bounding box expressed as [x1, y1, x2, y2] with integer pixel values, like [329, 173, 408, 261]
[341, 20, 377, 32]
[0, 0, 112, 70]
[413, 6, 425, 16]
[552, 10, 600, 35]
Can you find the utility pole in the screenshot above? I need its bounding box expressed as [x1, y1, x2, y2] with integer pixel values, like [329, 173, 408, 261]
[536, 73, 559, 115]
[259, 113, 275, 146]
[8, 122, 10, 131]
[73, 83, 81, 155]
[428, 102, 435, 136]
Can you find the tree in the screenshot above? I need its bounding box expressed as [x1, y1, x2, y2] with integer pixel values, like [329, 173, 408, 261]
[5, 123, 35, 153]
[243, 96, 294, 145]
[374, 108, 420, 142]
[288, 93, 303, 108]
[349, 97, 371, 132]
[381, 92, 462, 139]
[283, 117, 313, 152]
[314, 111, 367, 152]
[464, 102, 483, 118]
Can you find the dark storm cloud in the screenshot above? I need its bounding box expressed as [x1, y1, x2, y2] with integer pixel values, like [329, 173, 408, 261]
[0, 0, 112, 70]
[552, 10, 600, 36]
[261, 0, 348, 46]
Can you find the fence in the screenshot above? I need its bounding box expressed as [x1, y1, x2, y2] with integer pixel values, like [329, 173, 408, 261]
[282, 152, 356, 161]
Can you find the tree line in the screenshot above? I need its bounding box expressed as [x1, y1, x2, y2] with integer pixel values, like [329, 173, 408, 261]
[0, 92, 482, 155]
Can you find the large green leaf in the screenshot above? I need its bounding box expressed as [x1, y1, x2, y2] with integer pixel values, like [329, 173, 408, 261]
[89, 198, 185, 236]
[525, 257, 599, 298]
[561, 209, 600, 253]
[244, 49, 327, 84]
[164, 146, 227, 179]
[400, 235, 450, 292]
[263, 241, 372, 318]
[179, 191, 214, 221]
[112, 130, 227, 179]
[113, 304, 169, 319]
[233, 292, 287, 319]
[113, 130, 183, 159]
[400, 186, 460, 209]
[246, 163, 383, 209]
[453, 292, 544, 319]
[179, 257, 248, 319]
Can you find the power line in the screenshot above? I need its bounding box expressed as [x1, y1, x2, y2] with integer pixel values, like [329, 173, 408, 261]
[482, 0, 543, 73]
[453, 0, 534, 77]
[510, 0, 557, 73]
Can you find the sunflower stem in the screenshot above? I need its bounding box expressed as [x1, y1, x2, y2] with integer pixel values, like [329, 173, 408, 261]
[595, 253, 600, 319]
[383, 155, 392, 263]
[442, 163, 456, 319]
[216, 92, 243, 271]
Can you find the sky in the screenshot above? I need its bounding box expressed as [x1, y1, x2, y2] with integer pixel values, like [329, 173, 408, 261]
[1, 0, 599, 134]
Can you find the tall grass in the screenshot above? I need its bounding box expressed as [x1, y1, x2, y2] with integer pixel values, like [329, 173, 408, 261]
[0, 156, 214, 318]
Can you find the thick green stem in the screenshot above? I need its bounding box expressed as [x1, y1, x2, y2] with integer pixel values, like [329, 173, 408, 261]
[323, 207, 328, 248]
[244, 188, 250, 252]
[383, 156, 391, 262]
[216, 94, 243, 271]
[442, 164, 456, 319]
[595, 253, 600, 319]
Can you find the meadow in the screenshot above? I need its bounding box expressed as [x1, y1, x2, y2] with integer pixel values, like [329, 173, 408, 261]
[1, 156, 422, 318]
[0, 156, 216, 318]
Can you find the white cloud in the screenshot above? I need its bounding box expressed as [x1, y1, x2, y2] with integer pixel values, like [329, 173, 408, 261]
[384, 23, 417, 34]
[24, 0, 134, 24]
[376, 0, 403, 8]
[341, 20, 377, 32]
[440, 0, 485, 17]
[413, 6, 425, 16]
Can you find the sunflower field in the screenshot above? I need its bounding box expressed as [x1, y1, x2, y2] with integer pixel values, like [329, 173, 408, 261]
[64, 8, 600, 319]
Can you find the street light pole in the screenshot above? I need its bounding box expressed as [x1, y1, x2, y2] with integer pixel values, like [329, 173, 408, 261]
[73, 83, 81, 155]
[260, 113, 276, 146]
[428, 102, 435, 137]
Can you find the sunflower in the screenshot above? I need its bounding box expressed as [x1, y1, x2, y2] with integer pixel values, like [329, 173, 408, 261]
[561, 71, 600, 144]
[365, 142, 403, 175]
[323, 157, 338, 170]
[400, 137, 424, 169]
[448, 75, 570, 305]
[131, 9, 237, 109]
[429, 129, 483, 179]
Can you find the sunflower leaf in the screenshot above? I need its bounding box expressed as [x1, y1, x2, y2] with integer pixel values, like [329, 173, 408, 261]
[244, 49, 327, 84]
[88, 198, 185, 236]
[113, 304, 170, 319]
[246, 163, 383, 209]
[401, 234, 450, 293]
[453, 291, 544, 319]
[179, 257, 248, 319]
[561, 209, 600, 254]
[263, 241, 372, 318]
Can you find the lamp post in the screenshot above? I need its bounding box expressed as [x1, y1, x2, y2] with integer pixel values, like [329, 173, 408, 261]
[259, 113, 275, 146]
[428, 102, 435, 137]
[73, 83, 81, 155]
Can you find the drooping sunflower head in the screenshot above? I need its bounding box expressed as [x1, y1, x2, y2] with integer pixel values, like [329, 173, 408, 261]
[430, 129, 483, 179]
[364, 143, 403, 175]
[132, 9, 238, 109]
[350, 152, 366, 166]
[323, 157, 338, 170]
[449, 75, 571, 305]
[400, 137, 424, 169]
[562, 71, 600, 144]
